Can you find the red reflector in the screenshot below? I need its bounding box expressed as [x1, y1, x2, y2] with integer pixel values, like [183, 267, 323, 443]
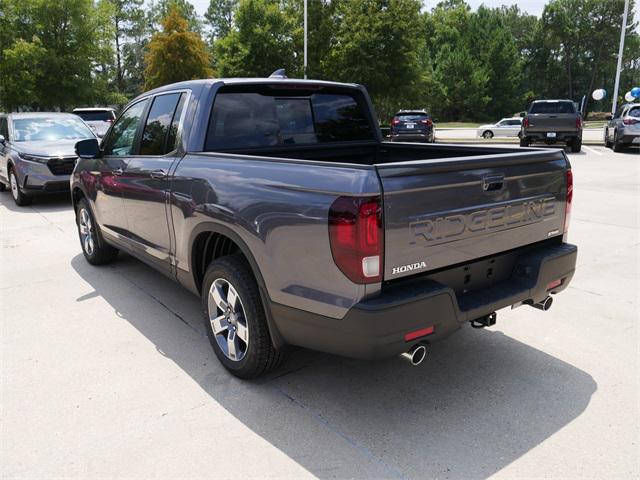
[547, 279, 562, 290]
[404, 326, 435, 342]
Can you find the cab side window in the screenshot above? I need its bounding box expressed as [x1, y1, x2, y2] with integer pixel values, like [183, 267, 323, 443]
[103, 100, 148, 156]
[140, 93, 185, 156]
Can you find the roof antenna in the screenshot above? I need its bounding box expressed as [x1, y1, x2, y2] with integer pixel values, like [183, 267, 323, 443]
[269, 69, 287, 79]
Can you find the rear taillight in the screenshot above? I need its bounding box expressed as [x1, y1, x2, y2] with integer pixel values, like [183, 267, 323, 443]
[564, 169, 573, 233]
[523, 117, 530, 128]
[623, 118, 639, 125]
[576, 117, 583, 129]
[329, 196, 383, 284]
[420, 119, 433, 126]
[392, 118, 400, 125]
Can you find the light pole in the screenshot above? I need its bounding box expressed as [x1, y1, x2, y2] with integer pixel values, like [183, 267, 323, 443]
[611, 0, 629, 114]
[304, 0, 308, 79]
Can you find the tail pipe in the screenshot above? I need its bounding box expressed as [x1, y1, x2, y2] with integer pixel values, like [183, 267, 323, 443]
[528, 296, 553, 311]
[400, 343, 429, 366]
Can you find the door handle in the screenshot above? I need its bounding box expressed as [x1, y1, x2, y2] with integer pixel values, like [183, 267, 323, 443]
[112, 167, 123, 176]
[150, 169, 167, 179]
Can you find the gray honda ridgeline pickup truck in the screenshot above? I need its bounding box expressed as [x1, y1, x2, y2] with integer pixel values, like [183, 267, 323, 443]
[72, 76, 577, 378]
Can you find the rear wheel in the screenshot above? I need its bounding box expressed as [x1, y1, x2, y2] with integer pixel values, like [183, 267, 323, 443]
[9, 168, 32, 206]
[482, 130, 494, 139]
[0, 182, 6, 192]
[604, 129, 613, 148]
[76, 198, 118, 265]
[519, 136, 530, 147]
[570, 137, 582, 153]
[612, 131, 625, 152]
[202, 255, 286, 379]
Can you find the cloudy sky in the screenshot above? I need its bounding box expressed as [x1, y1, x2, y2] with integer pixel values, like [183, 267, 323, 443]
[189, 0, 548, 18]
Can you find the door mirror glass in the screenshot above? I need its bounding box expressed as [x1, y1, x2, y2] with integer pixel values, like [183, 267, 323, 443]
[76, 138, 101, 159]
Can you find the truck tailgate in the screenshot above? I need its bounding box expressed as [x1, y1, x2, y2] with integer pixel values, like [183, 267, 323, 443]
[376, 149, 568, 280]
[527, 113, 578, 132]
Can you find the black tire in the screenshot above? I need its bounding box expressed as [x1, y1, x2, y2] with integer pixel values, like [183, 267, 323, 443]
[0, 182, 6, 192]
[604, 129, 613, 148]
[76, 198, 118, 265]
[612, 131, 624, 152]
[570, 137, 582, 153]
[8, 168, 32, 206]
[520, 136, 530, 147]
[202, 255, 286, 379]
[482, 130, 493, 139]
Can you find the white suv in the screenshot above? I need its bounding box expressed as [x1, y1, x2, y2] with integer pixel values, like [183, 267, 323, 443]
[72, 108, 116, 137]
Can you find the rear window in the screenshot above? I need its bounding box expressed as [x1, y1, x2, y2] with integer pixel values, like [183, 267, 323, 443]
[205, 90, 374, 150]
[530, 102, 576, 114]
[628, 107, 640, 118]
[74, 110, 116, 121]
[397, 114, 428, 121]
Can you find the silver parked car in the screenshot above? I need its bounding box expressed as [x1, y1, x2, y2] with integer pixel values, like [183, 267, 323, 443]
[604, 103, 640, 152]
[0, 112, 96, 206]
[476, 117, 523, 139]
[72, 107, 116, 137]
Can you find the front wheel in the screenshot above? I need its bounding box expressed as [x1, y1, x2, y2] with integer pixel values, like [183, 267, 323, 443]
[202, 256, 286, 379]
[9, 169, 32, 206]
[482, 130, 494, 139]
[76, 198, 118, 265]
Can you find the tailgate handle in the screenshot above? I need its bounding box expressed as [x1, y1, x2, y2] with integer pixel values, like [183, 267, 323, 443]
[483, 176, 504, 192]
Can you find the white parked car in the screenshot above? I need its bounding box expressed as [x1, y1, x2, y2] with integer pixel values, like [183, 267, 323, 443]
[72, 108, 116, 137]
[476, 117, 523, 139]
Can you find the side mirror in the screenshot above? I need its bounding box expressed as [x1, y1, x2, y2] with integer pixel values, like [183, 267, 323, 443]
[605, 114, 613, 120]
[75, 138, 100, 159]
[0, 134, 5, 145]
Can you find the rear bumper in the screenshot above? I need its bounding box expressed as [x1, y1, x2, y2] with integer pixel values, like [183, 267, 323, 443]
[618, 133, 640, 145]
[271, 242, 577, 359]
[390, 132, 434, 142]
[526, 131, 581, 143]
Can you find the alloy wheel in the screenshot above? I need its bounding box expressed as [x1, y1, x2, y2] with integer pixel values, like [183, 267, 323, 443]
[78, 208, 95, 256]
[9, 172, 19, 200]
[208, 278, 249, 362]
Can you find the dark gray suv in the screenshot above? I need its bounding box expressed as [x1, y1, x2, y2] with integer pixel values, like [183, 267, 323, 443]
[0, 113, 96, 206]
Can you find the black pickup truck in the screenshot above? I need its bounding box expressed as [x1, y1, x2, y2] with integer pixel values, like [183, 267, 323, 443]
[72, 74, 577, 378]
[521, 99, 583, 152]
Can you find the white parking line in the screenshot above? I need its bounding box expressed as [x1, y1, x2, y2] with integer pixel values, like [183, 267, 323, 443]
[583, 146, 603, 156]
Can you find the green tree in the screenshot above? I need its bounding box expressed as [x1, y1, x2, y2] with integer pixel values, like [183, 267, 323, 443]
[105, 0, 147, 95]
[144, 6, 213, 90]
[0, 38, 46, 110]
[148, 0, 202, 34]
[0, 0, 115, 110]
[205, 0, 237, 40]
[324, 0, 425, 120]
[214, 0, 298, 77]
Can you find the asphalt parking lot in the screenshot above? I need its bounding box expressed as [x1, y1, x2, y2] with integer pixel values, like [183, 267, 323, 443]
[1, 144, 638, 479]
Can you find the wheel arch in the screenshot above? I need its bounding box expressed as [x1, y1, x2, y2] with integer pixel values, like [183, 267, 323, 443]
[188, 222, 285, 348]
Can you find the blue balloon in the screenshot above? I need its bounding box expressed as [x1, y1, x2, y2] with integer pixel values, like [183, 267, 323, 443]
[631, 87, 640, 98]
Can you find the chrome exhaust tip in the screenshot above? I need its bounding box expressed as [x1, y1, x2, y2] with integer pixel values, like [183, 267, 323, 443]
[400, 343, 428, 366]
[529, 296, 553, 311]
